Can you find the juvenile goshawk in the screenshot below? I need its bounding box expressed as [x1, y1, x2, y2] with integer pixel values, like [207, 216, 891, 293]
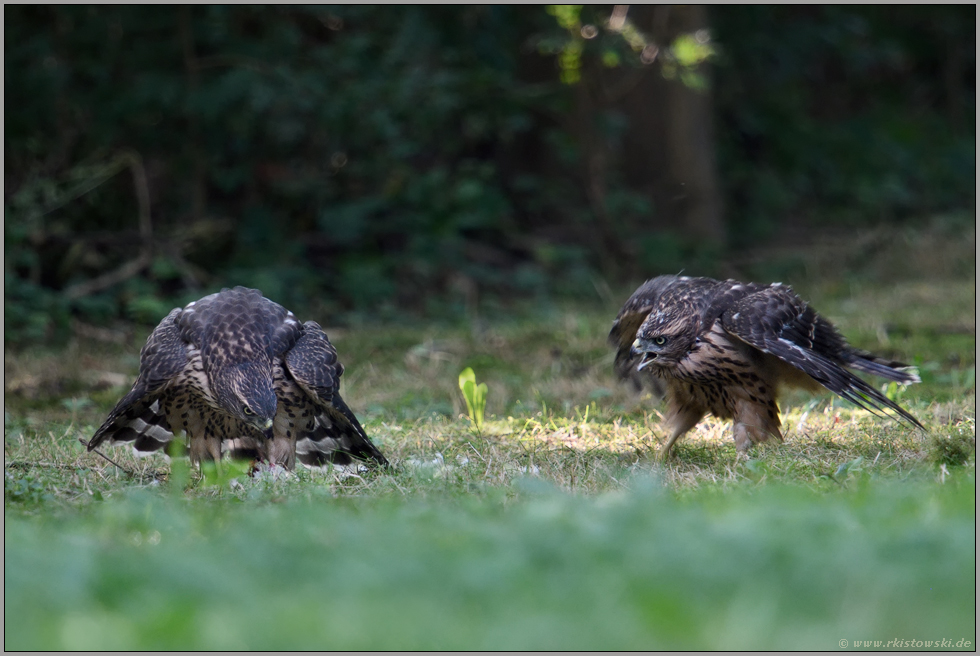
[88, 287, 388, 470]
[609, 275, 923, 457]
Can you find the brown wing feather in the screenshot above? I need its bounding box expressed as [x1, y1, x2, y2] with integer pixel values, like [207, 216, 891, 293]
[180, 286, 294, 367]
[285, 321, 389, 467]
[721, 285, 923, 429]
[88, 308, 187, 452]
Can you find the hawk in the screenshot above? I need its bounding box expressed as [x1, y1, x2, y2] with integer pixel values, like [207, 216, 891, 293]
[88, 287, 388, 470]
[609, 275, 923, 457]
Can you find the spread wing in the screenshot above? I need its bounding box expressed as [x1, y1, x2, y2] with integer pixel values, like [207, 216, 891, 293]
[721, 285, 923, 428]
[88, 308, 187, 453]
[609, 279, 674, 396]
[285, 321, 389, 467]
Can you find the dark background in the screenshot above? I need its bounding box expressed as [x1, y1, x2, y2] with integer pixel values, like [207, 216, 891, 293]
[5, 5, 975, 344]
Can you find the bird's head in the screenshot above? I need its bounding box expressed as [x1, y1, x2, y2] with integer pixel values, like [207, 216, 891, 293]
[213, 361, 278, 439]
[632, 315, 698, 370]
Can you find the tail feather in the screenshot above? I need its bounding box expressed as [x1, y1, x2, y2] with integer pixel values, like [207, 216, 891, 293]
[89, 388, 176, 453]
[296, 395, 389, 468]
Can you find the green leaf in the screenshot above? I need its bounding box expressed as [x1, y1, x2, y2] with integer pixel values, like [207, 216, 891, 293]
[200, 459, 251, 488]
[475, 382, 488, 429]
[458, 367, 487, 433]
[833, 457, 864, 481]
[458, 367, 476, 389]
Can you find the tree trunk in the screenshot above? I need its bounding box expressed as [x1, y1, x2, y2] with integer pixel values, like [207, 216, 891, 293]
[619, 5, 725, 244]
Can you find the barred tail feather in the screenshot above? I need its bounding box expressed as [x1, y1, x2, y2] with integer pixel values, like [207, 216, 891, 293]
[296, 396, 389, 468]
[89, 390, 176, 454]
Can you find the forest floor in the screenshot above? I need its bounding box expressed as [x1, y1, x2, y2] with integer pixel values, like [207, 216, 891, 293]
[4, 217, 976, 650]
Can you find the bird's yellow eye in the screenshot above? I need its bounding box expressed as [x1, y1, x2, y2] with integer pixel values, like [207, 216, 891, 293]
[653, 336, 667, 346]
[242, 406, 255, 416]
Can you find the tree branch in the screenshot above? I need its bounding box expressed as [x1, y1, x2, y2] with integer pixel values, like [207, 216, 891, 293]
[62, 149, 155, 300]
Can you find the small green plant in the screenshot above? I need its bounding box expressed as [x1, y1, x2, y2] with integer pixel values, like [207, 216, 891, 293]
[883, 380, 912, 403]
[199, 459, 251, 489]
[458, 367, 488, 434]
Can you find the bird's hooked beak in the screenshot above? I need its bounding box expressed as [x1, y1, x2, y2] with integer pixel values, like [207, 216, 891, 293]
[259, 417, 274, 440]
[632, 338, 659, 371]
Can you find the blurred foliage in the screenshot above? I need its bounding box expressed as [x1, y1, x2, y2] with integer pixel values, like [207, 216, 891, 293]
[543, 5, 711, 87]
[5, 479, 976, 649]
[5, 6, 575, 341]
[4, 5, 975, 345]
[713, 5, 975, 243]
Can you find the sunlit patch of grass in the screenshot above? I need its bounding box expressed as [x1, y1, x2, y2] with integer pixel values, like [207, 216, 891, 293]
[4, 372, 974, 506]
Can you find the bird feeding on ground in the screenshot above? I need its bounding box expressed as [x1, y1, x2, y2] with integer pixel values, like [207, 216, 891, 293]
[88, 287, 388, 470]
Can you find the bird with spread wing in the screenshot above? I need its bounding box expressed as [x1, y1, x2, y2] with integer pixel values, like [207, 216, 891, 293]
[88, 287, 388, 470]
[609, 275, 923, 457]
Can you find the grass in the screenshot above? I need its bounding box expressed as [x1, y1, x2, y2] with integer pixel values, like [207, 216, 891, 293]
[5, 476, 975, 650]
[4, 219, 976, 650]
